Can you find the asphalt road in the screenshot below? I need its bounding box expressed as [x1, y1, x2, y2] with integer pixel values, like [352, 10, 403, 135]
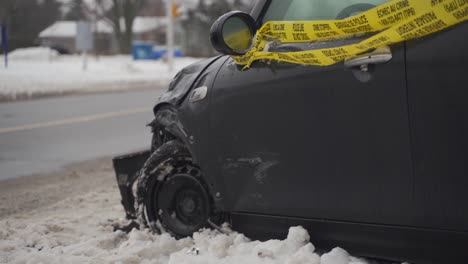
[0, 90, 164, 180]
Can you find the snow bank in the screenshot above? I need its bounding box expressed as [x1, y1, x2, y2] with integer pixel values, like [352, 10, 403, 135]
[0, 167, 373, 264]
[0, 156, 407, 264]
[0, 51, 202, 101]
[8, 47, 59, 61]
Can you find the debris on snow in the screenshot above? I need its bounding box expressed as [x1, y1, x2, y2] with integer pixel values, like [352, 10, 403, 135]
[187, 247, 201, 255]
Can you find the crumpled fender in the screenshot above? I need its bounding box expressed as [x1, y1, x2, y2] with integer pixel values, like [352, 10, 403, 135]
[154, 55, 224, 114]
[114, 57, 225, 221]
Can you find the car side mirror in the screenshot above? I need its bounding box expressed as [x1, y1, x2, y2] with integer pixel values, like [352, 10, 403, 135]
[210, 11, 256, 56]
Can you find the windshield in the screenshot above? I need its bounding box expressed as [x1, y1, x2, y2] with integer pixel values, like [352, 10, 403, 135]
[262, 0, 390, 22]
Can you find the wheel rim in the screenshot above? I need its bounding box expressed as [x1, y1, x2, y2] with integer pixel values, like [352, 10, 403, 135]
[154, 173, 210, 237]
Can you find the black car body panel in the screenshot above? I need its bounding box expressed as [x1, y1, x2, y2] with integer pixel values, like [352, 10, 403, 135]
[208, 44, 413, 225]
[154, 56, 224, 113]
[113, 0, 468, 261]
[405, 22, 468, 232]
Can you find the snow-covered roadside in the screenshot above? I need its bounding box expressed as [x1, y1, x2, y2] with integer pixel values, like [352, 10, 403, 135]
[0, 159, 382, 264]
[0, 47, 203, 102]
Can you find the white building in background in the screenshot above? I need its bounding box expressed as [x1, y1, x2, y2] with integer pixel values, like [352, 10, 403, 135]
[38, 20, 113, 54]
[38, 17, 183, 54]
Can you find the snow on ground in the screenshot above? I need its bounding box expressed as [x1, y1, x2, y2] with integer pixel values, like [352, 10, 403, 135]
[0, 47, 202, 101]
[8, 47, 60, 61]
[0, 159, 382, 264]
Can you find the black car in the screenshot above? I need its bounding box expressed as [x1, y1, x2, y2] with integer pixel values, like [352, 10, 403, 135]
[113, 0, 468, 263]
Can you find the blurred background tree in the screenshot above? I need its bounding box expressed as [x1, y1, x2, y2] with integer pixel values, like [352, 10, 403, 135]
[181, 0, 251, 57]
[64, 0, 86, 20]
[65, 0, 146, 54]
[109, 0, 146, 54]
[0, 0, 253, 56]
[0, 0, 61, 52]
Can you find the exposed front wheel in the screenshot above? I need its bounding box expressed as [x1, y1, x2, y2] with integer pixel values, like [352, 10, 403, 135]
[136, 140, 222, 238]
[154, 164, 211, 236]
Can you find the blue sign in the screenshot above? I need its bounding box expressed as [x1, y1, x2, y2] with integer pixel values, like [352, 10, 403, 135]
[1, 24, 7, 68]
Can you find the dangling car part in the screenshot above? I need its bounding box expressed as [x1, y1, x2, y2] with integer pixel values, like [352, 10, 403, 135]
[136, 140, 224, 237]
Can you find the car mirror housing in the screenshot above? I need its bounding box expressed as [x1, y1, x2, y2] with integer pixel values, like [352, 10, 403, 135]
[210, 11, 257, 56]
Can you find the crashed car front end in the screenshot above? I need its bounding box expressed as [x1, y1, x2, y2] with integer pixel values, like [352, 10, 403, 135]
[112, 56, 225, 221]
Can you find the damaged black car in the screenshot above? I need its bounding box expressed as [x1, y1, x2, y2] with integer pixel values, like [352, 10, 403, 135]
[113, 0, 468, 263]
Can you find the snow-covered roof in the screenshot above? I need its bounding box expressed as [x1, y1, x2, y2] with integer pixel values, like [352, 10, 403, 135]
[39, 21, 113, 38]
[129, 17, 166, 34]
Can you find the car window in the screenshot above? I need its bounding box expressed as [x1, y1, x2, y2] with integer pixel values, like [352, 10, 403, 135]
[262, 0, 390, 22]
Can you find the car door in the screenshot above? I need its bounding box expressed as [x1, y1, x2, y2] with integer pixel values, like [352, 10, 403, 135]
[406, 22, 468, 232]
[208, 0, 415, 227]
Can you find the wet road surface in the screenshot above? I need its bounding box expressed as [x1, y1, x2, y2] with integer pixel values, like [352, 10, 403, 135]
[0, 90, 164, 180]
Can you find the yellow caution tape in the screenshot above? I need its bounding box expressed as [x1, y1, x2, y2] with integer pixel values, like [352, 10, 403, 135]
[233, 0, 468, 69]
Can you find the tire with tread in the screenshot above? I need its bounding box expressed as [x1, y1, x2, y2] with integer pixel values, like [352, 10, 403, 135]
[136, 140, 217, 238]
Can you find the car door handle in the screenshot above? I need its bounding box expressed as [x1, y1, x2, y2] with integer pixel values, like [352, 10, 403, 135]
[344, 46, 392, 72]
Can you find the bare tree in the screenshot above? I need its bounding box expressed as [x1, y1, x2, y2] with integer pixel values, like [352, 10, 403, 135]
[78, 0, 145, 54]
[181, 0, 250, 57]
[64, 0, 85, 20]
[0, 0, 61, 51]
[110, 0, 145, 54]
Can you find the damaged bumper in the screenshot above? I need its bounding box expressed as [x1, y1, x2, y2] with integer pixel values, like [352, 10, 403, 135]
[112, 150, 150, 219]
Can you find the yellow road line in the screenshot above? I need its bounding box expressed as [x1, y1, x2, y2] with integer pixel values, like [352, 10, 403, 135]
[0, 107, 149, 134]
